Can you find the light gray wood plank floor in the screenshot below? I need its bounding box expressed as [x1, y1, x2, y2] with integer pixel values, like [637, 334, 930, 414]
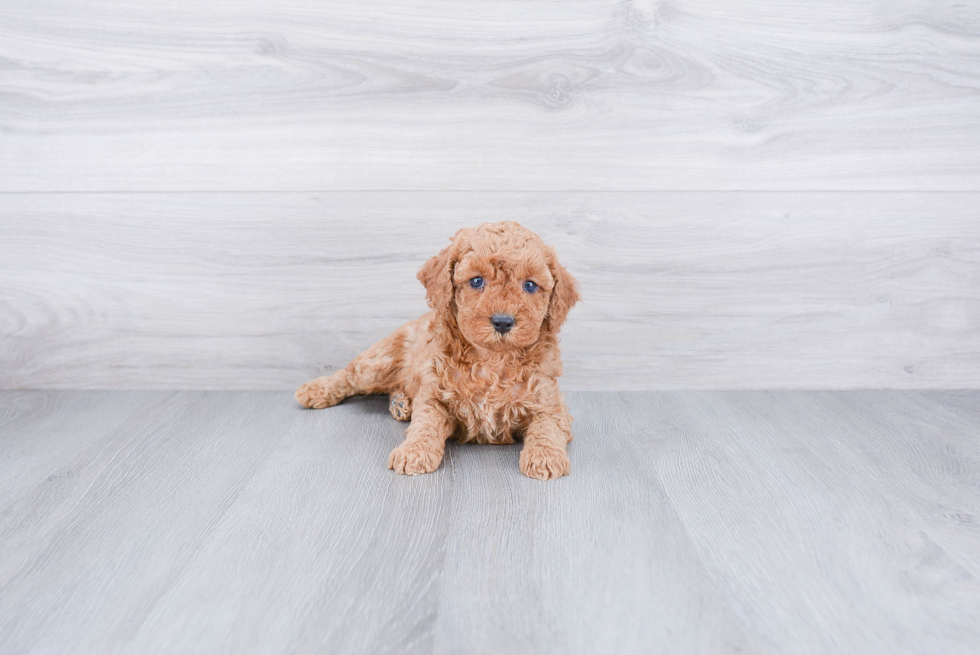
[1, 390, 978, 654]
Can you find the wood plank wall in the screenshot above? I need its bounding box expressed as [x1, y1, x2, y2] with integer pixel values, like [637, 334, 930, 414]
[1, 1, 978, 389]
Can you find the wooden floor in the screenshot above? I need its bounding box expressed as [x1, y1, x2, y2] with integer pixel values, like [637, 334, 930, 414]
[1, 390, 978, 654]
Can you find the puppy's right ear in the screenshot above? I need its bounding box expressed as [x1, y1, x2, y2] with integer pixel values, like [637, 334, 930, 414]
[418, 229, 470, 313]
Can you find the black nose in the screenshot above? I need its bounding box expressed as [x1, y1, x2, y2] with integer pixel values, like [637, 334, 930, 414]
[491, 313, 515, 334]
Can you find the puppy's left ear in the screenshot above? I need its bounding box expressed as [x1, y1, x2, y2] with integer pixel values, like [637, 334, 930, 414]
[545, 248, 580, 332]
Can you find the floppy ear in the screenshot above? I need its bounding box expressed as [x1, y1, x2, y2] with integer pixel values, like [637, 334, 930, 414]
[545, 248, 580, 332]
[418, 229, 469, 313]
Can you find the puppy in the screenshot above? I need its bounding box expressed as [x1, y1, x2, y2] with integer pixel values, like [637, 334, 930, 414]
[295, 221, 580, 480]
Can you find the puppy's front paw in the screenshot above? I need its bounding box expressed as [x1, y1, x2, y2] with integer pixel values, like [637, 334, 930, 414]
[520, 444, 570, 480]
[388, 441, 443, 475]
[295, 374, 347, 409]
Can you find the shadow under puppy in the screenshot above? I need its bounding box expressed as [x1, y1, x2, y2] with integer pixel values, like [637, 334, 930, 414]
[296, 222, 580, 480]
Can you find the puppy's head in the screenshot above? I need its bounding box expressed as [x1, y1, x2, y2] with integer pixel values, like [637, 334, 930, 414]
[418, 222, 579, 350]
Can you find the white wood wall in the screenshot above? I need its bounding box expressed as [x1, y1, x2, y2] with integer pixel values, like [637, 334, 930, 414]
[1, 1, 979, 389]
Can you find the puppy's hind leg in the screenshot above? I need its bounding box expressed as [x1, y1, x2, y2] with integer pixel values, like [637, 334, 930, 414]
[295, 370, 355, 409]
[296, 324, 410, 409]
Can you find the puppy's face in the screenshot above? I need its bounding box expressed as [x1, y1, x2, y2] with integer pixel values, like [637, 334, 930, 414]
[451, 243, 553, 349]
[418, 222, 579, 351]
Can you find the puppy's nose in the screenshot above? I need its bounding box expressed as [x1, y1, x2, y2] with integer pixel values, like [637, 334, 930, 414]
[491, 313, 516, 334]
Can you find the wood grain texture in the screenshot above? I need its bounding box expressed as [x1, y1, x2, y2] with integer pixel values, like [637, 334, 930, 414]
[630, 390, 980, 653]
[1, 0, 979, 191]
[433, 392, 755, 654]
[0, 391, 451, 654]
[1, 390, 978, 654]
[2, 192, 978, 390]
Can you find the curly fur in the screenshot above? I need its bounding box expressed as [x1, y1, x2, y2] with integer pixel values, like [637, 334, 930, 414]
[296, 222, 580, 480]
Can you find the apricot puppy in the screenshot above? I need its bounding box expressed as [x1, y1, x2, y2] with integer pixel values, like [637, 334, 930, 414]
[296, 222, 580, 480]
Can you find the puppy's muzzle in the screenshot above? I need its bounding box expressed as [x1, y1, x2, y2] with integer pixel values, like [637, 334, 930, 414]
[491, 313, 516, 334]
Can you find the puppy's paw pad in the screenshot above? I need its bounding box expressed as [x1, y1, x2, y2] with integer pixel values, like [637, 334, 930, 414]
[388, 393, 413, 421]
[388, 442, 442, 475]
[519, 445, 570, 480]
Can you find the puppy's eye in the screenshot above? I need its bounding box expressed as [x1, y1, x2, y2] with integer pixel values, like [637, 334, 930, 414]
[469, 277, 484, 289]
[523, 280, 538, 293]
